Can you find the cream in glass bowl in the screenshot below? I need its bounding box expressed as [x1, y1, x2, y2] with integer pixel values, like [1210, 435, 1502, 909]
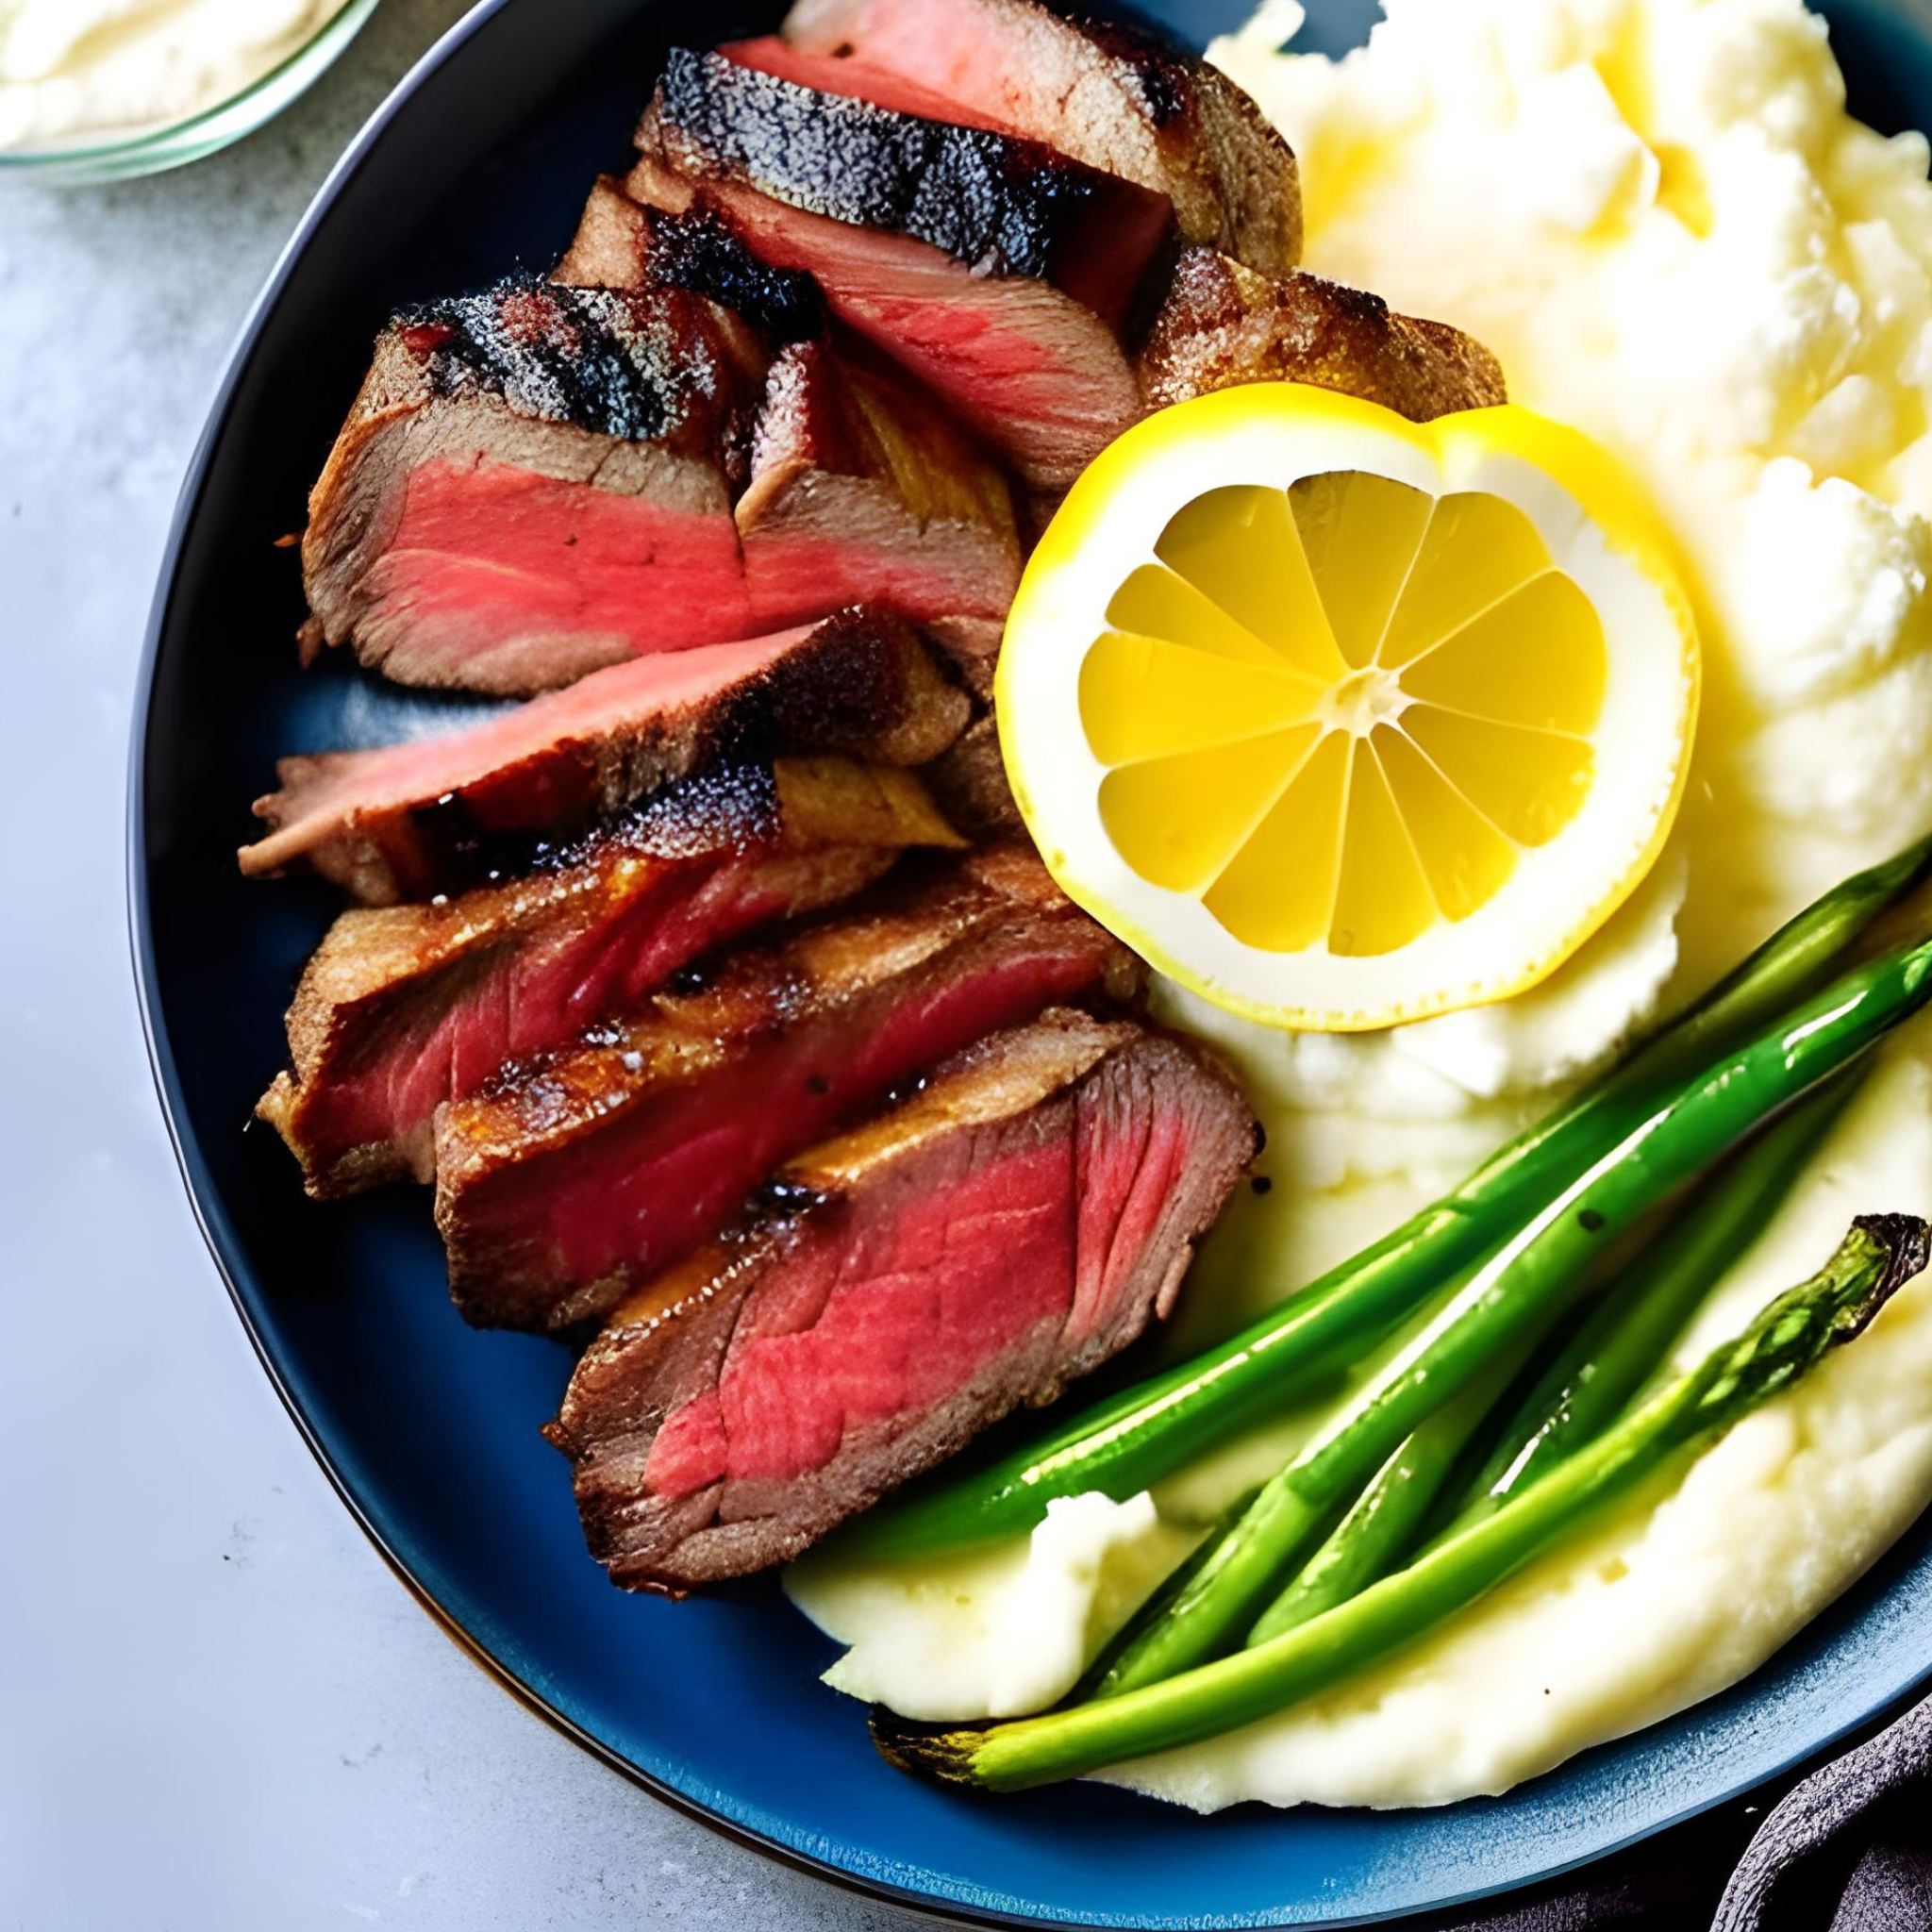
[0, 0, 381, 182]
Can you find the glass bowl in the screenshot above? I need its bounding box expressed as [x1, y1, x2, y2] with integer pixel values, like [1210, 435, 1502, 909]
[0, 0, 384, 185]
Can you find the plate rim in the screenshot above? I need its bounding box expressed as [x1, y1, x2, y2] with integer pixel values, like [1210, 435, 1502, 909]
[123, 1, 1932, 1924]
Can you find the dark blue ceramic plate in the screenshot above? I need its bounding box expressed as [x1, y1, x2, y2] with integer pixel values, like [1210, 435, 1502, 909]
[131, 0, 1932, 1922]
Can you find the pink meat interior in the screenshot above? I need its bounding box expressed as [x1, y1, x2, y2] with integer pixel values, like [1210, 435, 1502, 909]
[721, 35, 1018, 132]
[375, 451, 1008, 675]
[632, 162, 1139, 485]
[716, 36, 1172, 329]
[303, 845, 803, 1168]
[480, 935, 1115, 1293]
[645, 1073, 1196, 1496]
[373, 458, 756, 667]
[741, 526, 1006, 625]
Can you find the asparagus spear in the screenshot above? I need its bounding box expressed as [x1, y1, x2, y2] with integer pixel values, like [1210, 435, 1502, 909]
[1073, 1484, 1264, 1702]
[1086, 1338, 1529, 1699]
[1091, 937, 1932, 1688]
[1438, 1072, 1863, 1539]
[839, 836, 1932, 1561]
[1241, 1367, 1513, 1649]
[874, 1215, 1928, 1792]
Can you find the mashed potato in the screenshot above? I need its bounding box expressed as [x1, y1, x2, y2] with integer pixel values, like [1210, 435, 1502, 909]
[1163, 0, 1932, 1345]
[788, 0, 1932, 1808]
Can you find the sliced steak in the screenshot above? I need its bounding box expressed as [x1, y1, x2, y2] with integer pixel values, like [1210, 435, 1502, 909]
[1141, 249, 1507, 420]
[557, 177, 1022, 627]
[546, 1008, 1257, 1591]
[740, 338, 1021, 628]
[240, 610, 968, 904]
[554, 175, 824, 342]
[648, 46, 1172, 330]
[781, 0, 1301, 273]
[258, 758, 960, 1197]
[301, 277, 774, 693]
[626, 154, 1140, 491]
[433, 846, 1141, 1334]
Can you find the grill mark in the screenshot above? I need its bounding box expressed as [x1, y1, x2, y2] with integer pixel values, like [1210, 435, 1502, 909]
[655, 46, 1110, 282]
[392, 275, 717, 441]
[1080, 20, 1191, 127]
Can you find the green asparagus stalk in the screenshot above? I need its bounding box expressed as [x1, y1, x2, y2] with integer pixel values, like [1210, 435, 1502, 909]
[1241, 1366, 1514, 1648]
[838, 836, 1932, 1562]
[1090, 938, 1932, 1689]
[874, 1215, 1928, 1792]
[1086, 1333, 1527, 1700]
[1437, 1071, 1864, 1539]
[1072, 1484, 1265, 1702]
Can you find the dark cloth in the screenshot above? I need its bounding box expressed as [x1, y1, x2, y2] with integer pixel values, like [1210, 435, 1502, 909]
[1717, 1694, 1932, 1932]
[1407, 1692, 1932, 1932]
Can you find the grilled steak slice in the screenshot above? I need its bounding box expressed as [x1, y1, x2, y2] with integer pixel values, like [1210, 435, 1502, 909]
[554, 175, 824, 342]
[558, 179, 1022, 628]
[660, 44, 1174, 328]
[1141, 249, 1507, 420]
[781, 0, 1301, 273]
[651, 45, 1173, 331]
[258, 758, 960, 1197]
[434, 846, 1141, 1334]
[626, 153, 1140, 490]
[721, 33, 1016, 128]
[740, 338, 1021, 627]
[302, 277, 775, 693]
[240, 610, 968, 904]
[546, 1008, 1257, 1591]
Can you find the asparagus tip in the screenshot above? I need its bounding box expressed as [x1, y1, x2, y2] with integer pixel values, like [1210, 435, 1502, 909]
[1848, 1213, 1931, 1327]
[869, 1708, 995, 1790]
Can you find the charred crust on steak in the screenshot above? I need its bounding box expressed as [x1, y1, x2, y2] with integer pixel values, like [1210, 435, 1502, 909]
[558, 175, 827, 341]
[396, 758, 791, 902]
[778, 0, 1301, 273]
[648, 204, 825, 340]
[1140, 249, 1507, 422]
[391, 276, 710, 442]
[1080, 17, 1191, 127]
[651, 47, 1157, 287]
[747, 1173, 833, 1217]
[745, 608, 970, 764]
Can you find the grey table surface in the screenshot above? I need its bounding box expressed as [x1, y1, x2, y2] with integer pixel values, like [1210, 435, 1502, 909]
[0, 7, 927, 1926]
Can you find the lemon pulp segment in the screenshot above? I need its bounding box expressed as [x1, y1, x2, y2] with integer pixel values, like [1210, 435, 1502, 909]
[1080, 477, 1609, 958]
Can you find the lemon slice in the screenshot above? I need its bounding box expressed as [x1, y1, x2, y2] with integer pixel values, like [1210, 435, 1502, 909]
[996, 385, 1699, 1031]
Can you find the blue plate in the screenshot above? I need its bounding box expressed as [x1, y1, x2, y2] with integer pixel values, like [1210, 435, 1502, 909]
[130, 0, 1932, 1923]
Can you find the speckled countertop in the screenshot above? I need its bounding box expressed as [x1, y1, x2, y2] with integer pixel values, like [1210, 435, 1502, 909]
[0, 8, 926, 1924]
